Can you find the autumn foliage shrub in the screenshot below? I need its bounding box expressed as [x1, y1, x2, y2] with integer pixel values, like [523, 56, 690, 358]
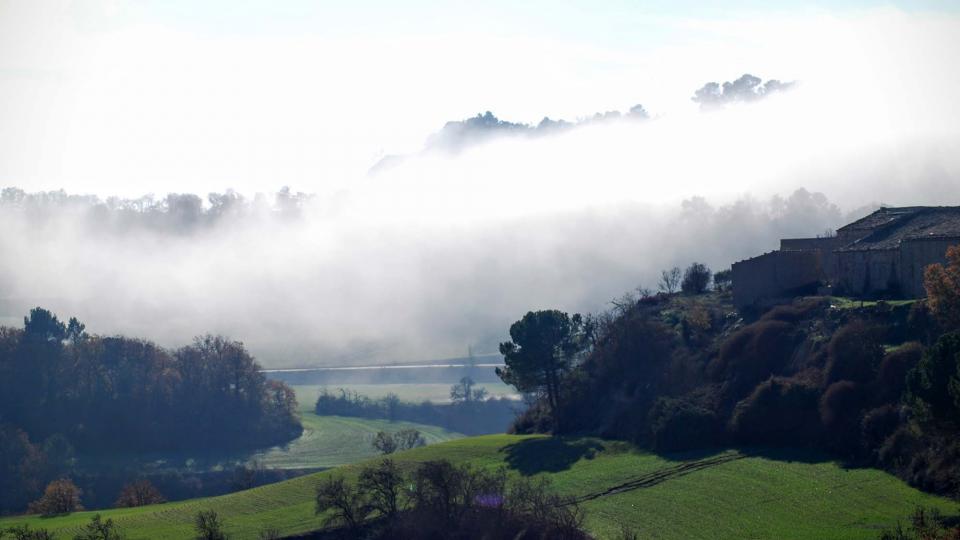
[27, 478, 82, 516]
[924, 244, 960, 330]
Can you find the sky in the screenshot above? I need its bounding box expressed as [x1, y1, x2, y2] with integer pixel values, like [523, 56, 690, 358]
[2, 0, 957, 198]
[1, 1, 959, 365]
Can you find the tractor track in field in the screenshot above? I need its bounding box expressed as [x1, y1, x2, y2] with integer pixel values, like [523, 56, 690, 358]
[565, 451, 746, 504]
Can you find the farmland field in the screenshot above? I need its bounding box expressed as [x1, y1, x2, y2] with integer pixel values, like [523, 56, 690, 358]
[3, 434, 955, 540]
[75, 385, 466, 474]
[248, 414, 463, 469]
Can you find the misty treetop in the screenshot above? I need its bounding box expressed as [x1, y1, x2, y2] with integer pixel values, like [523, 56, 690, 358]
[692, 73, 796, 110]
[0, 307, 301, 513]
[0, 186, 312, 235]
[374, 73, 791, 169]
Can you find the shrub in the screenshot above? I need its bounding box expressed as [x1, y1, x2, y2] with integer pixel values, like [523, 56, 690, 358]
[648, 397, 721, 451]
[394, 429, 426, 451]
[713, 268, 732, 291]
[2, 525, 55, 540]
[906, 332, 960, 421]
[760, 297, 828, 323]
[730, 377, 821, 446]
[875, 343, 923, 403]
[825, 321, 885, 384]
[924, 244, 960, 331]
[681, 262, 712, 294]
[27, 478, 83, 516]
[861, 405, 902, 454]
[711, 320, 798, 400]
[194, 510, 228, 540]
[819, 381, 870, 455]
[74, 514, 125, 540]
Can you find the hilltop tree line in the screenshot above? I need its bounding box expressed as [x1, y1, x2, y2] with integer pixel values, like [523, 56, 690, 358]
[0, 185, 312, 236]
[390, 73, 793, 159]
[0, 308, 301, 514]
[497, 245, 960, 496]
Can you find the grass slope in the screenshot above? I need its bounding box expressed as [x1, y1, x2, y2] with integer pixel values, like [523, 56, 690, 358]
[2, 435, 955, 540]
[249, 414, 463, 469]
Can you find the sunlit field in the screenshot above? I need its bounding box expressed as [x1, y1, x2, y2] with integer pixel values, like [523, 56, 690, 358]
[3, 435, 954, 540]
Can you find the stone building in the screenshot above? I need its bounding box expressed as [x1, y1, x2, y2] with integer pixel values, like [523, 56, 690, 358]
[731, 206, 960, 308]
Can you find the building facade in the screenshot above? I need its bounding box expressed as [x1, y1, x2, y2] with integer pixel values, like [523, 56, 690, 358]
[732, 207, 960, 308]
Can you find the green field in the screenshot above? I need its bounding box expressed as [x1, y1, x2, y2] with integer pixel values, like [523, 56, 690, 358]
[248, 414, 463, 469]
[3, 435, 955, 539]
[74, 385, 466, 474]
[290, 383, 520, 412]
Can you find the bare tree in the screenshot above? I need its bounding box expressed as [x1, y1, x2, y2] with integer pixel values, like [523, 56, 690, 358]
[450, 376, 487, 404]
[358, 459, 406, 520]
[372, 431, 398, 455]
[394, 429, 426, 451]
[659, 267, 682, 294]
[315, 477, 370, 539]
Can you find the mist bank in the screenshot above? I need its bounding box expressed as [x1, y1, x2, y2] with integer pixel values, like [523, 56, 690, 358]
[3, 51, 960, 367]
[0, 184, 884, 367]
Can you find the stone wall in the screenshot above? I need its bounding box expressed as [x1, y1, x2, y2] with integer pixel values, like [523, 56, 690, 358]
[835, 249, 899, 296]
[779, 237, 842, 283]
[732, 250, 822, 308]
[899, 237, 960, 297]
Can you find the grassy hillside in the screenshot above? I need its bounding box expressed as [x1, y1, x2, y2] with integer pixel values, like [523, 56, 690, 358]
[2, 435, 955, 540]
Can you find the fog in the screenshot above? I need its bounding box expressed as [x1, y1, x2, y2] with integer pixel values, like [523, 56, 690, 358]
[1, 8, 959, 366]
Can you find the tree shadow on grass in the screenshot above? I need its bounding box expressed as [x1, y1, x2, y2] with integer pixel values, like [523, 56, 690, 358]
[500, 437, 604, 475]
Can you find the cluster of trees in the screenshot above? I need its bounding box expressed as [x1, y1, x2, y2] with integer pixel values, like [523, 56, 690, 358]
[657, 262, 716, 295]
[500, 244, 960, 497]
[314, 383, 518, 435]
[422, 107, 650, 154]
[0, 308, 301, 514]
[315, 458, 588, 539]
[692, 73, 795, 110]
[371, 430, 426, 455]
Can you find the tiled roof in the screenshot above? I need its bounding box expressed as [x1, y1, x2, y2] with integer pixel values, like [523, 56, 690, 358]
[838, 207, 960, 251]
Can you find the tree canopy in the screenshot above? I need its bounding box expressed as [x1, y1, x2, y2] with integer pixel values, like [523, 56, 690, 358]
[497, 310, 586, 430]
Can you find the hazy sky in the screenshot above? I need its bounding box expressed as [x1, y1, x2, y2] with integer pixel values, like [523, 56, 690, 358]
[2, 1, 959, 366]
[2, 0, 958, 198]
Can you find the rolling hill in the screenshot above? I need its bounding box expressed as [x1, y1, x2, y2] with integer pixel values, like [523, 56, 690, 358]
[1, 434, 954, 539]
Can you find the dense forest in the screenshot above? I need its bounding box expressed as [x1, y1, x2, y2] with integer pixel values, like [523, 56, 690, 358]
[0, 308, 301, 514]
[501, 248, 960, 496]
